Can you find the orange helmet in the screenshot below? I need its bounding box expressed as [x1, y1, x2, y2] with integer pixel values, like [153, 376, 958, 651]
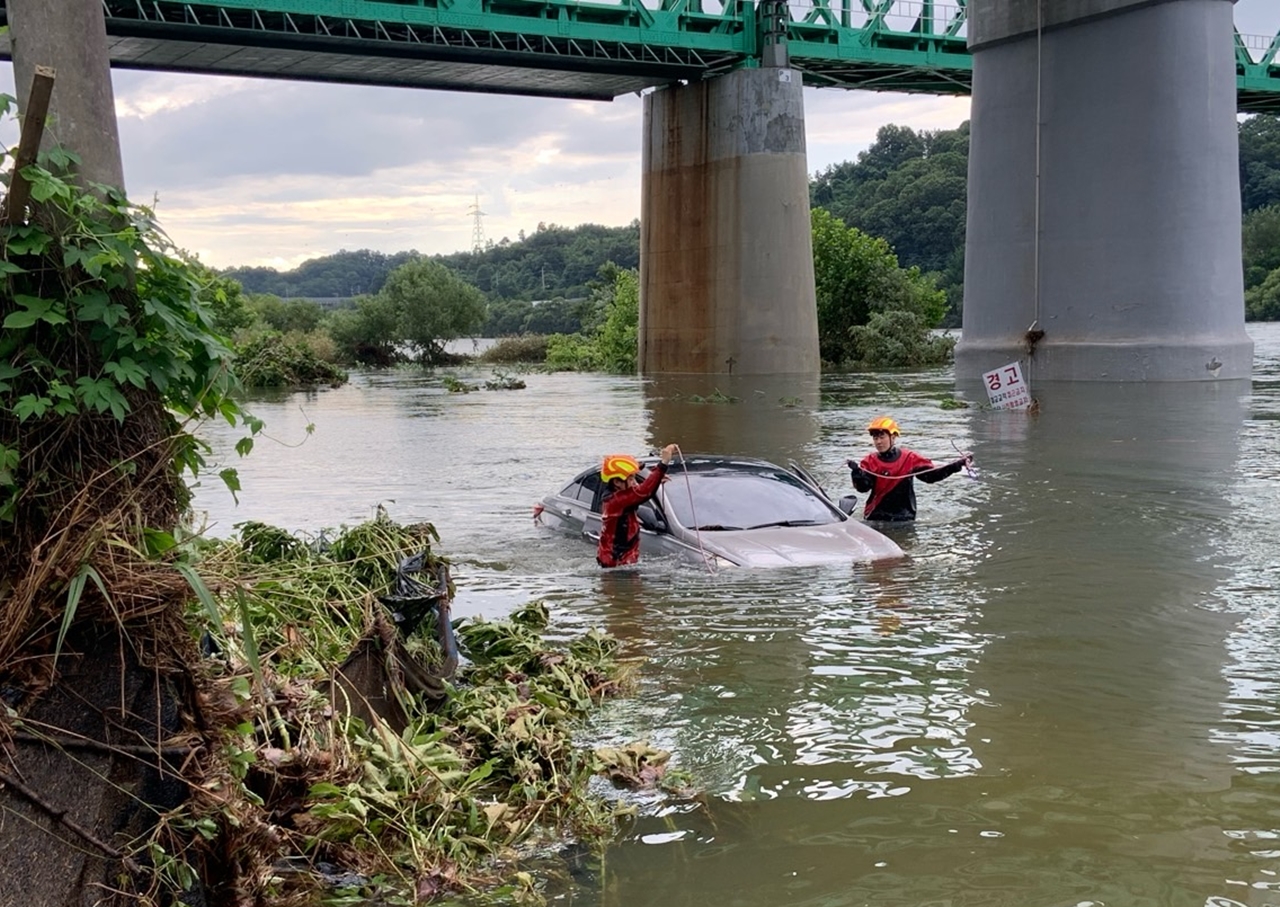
[867, 416, 900, 436]
[601, 454, 642, 483]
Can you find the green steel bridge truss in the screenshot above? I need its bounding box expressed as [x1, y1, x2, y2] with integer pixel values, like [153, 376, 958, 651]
[2, 0, 1278, 110]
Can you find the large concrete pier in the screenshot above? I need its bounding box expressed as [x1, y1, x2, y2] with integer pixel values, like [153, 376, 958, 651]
[7, 0, 125, 191]
[957, 0, 1253, 381]
[639, 68, 819, 375]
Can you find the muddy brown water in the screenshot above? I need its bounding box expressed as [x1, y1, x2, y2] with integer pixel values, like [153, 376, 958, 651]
[194, 324, 1280, 907]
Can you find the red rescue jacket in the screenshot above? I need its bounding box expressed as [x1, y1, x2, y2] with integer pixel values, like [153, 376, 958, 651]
[854, 447, 940, 521]
[597, 463, 668, 567]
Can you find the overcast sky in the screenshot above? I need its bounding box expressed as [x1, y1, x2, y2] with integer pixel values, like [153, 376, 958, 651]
[2, 0, 1276, 272]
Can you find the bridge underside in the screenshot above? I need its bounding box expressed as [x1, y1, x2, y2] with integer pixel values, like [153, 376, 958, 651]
[0, 27, 703, 101]
[0, 12, 979, 103]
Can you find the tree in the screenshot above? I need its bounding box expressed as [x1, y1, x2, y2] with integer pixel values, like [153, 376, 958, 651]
[592, 268, 639, 373]
[542, 265, 638, 372]
[1242, 205, 1280, 289]
[192, 262, 257, 337]
[848, 309, 956, 368]
[810, 208, 948, 367]
[326, 293, 401, 365]
[379, 258, 487, 364]
[810, 123, 970, 325]
[1245, 267, 1280, 321]
[523, 296, 596, 335]
[1240, 115, 1280, 213]
[854, 152, 968, 275]
[483, 297, 535, 336]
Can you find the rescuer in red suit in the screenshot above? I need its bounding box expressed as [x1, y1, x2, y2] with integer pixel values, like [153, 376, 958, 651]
[847, 417, 972, 522]
[597, 443, 678, 567]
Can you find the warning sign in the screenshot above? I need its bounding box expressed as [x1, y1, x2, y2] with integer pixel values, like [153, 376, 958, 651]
[982, 361, 1032, 411]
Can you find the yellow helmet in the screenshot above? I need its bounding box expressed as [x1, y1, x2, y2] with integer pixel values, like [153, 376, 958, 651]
[867, 416, 900, 436]
[601, 454, 642, 483]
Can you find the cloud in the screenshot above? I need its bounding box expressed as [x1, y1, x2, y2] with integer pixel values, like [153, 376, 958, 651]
[99, 71, 968, 268]
[10, 0, 1274, 268]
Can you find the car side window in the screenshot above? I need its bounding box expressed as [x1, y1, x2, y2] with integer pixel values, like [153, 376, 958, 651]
[558, 468, 602, 505]
[579, 474, 604, 510]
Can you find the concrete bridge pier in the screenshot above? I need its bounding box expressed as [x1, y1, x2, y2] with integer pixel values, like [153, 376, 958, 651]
[639, 68, 819, 375]
[8, 0, 125, 191]
[957, 0, 1254, 382]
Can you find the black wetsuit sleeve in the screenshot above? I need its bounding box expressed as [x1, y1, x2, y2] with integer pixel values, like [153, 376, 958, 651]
[849, 462, 875, 493]
[916, 459, 965, 484]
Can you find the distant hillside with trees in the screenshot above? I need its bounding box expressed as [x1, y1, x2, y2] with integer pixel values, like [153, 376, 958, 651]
[224, 222, 638, 305]
[223, 115, 1280, 325]
[811, 115, 1280, 324]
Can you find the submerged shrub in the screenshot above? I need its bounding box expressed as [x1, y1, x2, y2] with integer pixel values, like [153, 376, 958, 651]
[479, 335, 549, 363]
[544, 333, 601, 371]
[234, 331, 348, 389]
[848, 310, 957, 368]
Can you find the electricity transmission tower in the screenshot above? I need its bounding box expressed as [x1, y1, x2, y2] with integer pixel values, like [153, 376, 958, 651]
[468, 195, 486, 252]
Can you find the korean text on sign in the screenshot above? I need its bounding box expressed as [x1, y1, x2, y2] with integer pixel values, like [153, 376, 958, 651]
[981, 361, 1032, 411]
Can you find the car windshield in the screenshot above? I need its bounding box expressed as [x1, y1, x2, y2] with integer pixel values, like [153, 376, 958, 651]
[661, 467, 840, 530]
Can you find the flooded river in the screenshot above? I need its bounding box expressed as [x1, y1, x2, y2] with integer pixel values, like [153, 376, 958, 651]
[194, 324, 1280, 907]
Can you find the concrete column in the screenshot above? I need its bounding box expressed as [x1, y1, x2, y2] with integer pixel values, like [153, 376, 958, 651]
[957, 0, 1253, 381]
[640, 68, 819, 375]
[7, 0, 125, 191]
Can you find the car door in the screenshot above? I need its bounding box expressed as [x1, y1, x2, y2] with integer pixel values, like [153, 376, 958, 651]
[543, 469, 601, 537]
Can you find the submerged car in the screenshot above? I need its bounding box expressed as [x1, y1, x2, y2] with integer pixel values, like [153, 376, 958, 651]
[535, 454, 904, 568]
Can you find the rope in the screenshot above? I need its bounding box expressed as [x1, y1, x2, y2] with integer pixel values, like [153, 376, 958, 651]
[848, 451, 975, 486]
[950, 439, 980, 480]
[671, 444, 717, 574]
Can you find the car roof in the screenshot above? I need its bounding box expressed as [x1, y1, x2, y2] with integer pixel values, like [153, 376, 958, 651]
[571, 454, 789, 479]
[638, 454, 785, 471]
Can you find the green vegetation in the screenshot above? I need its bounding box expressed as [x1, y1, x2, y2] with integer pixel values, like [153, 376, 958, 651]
[681, 389, 740, 405]
[0, 140, 258, 535]
[1243, 204, 1280, 321]
[225, 222, 640, 311]
[811, 208, 954, 369]
[442, 374, 480, 393]
[152, 515, 644, 905]
[223, 248, 416, 299]
[316, 258, 487, 367]
[811, 115, 1280, 325]
[479, 335, 551, 364]
[543, 265, 639, 373]
[1239, 118, 1280, 321]
[454, 221, 640, 301]
[811, 123, 969, 327]
[234, 331, 348, 389]
[377, 257, 488, 365]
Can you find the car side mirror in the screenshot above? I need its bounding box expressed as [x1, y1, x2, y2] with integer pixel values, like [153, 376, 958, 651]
[838, 495, 858, 516]
[637, 503, 667, 532]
